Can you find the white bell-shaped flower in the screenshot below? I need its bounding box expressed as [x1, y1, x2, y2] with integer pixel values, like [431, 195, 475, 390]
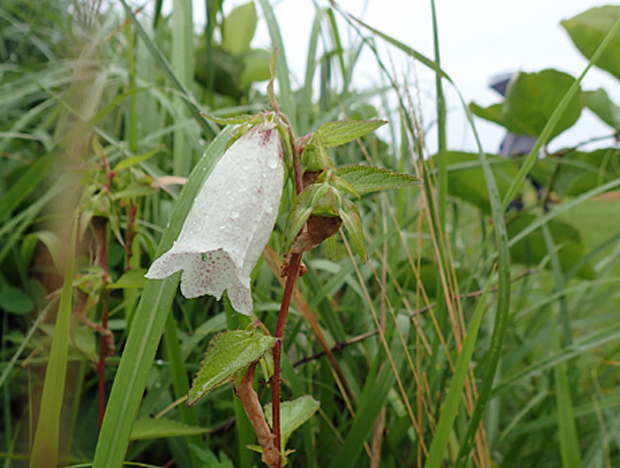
[145, 124, 284, 315]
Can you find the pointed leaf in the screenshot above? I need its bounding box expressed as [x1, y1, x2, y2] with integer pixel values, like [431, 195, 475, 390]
[335, 164, 420, 195]
[561, 6, 620, 80]
[107, 269, 147, 289]
[114, 146, 160, 172]
[0, 287, 34, 315]
[222, 2, 257, 55]
[285, 183, 332, 251]
[338, 197, 366, 261]
[583, 88, 620, 129]
[188, 330, 276, 405]
[130, 418, 210, 440]
[471, 70, 583, 140]
[316, 120, 387, 147]
[267, 48, 278, 111]
[265, 396, 320, 449]
[200, 112, 253, 126]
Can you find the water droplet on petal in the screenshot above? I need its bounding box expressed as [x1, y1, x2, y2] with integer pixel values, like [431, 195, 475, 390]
[267, 157, 278, 169]
[230, 211, 239, 219]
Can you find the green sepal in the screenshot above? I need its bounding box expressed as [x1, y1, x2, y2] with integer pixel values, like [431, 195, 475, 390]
[300, 133, 334, 172]
[337, 196, 367, 261]
[275, 119, 294, 175]
[335, 164, 421, 195]
[329, 173, 361, 198]
[324, 235, 338, 261]
[284, 182, 332, 251]
[199, 112, 254, 126]
[187, 330, 276, 406]
[267, 48, 278, 110]
[265, 395, 320, 451]
[316, 119, 387, 147]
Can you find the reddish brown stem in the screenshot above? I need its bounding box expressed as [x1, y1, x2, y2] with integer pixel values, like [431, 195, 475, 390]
[237, 363, 280, 467]
[124, 201, 138, 271]
[92, 216, 110, 429]
[271, 253, 301, 465]
[268, 114, 303, 467]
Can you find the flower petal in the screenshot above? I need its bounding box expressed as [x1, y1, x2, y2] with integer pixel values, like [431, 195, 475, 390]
[145, 124, 284, 315]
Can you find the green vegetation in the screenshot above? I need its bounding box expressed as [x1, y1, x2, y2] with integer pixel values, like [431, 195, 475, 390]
[1, 1, 620, 467]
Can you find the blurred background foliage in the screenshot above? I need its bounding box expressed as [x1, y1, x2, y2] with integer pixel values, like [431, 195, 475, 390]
[1, 0, 620, 467]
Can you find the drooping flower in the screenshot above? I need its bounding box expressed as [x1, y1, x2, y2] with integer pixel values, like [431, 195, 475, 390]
[145, 123, 284, 315]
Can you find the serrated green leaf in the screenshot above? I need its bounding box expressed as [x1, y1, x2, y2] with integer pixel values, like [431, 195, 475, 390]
[265, 396, 320, 450]
[188, 330, 276, 406]
[316, 119, 387, 147]
[130, 418, 210, 440]
[200, 112, 254, 126]
[335, 164, 420, 196]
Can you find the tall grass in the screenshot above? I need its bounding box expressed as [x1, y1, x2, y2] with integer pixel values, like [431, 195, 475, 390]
[1, 1, 619, 468]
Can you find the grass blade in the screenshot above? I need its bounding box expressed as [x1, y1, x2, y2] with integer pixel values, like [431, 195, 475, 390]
[423, 275, 493, 468]
[92, 126, 235, 468]
[28, 219, 77, 468]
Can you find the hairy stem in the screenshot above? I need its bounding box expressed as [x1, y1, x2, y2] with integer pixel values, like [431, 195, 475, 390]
[236, 363, 280, 468]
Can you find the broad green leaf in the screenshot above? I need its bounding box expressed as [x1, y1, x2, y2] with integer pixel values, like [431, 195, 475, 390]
[508, 214, 595, 279]
[0, 287, 34, 315]
[471, 70, 582, 140]
[503, 70, 582, 139]
[562, 6, 620, 80]
[316, 120, 387, 147]
[582, 89, 620, 129]
[530, 147, 620, 197]
[469, 102, 503, 127]
[70, 326, 98, 362]
[239, 49, 271, 89]
[107, 268, 148, 289]
[188, 330, 276, 406]
[130, 418, 210, 440]
[265, 395, 320, 450]
[433, 152, 518, 213]
[335, 164, 420, 195]
[222, 2, 257, 55]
